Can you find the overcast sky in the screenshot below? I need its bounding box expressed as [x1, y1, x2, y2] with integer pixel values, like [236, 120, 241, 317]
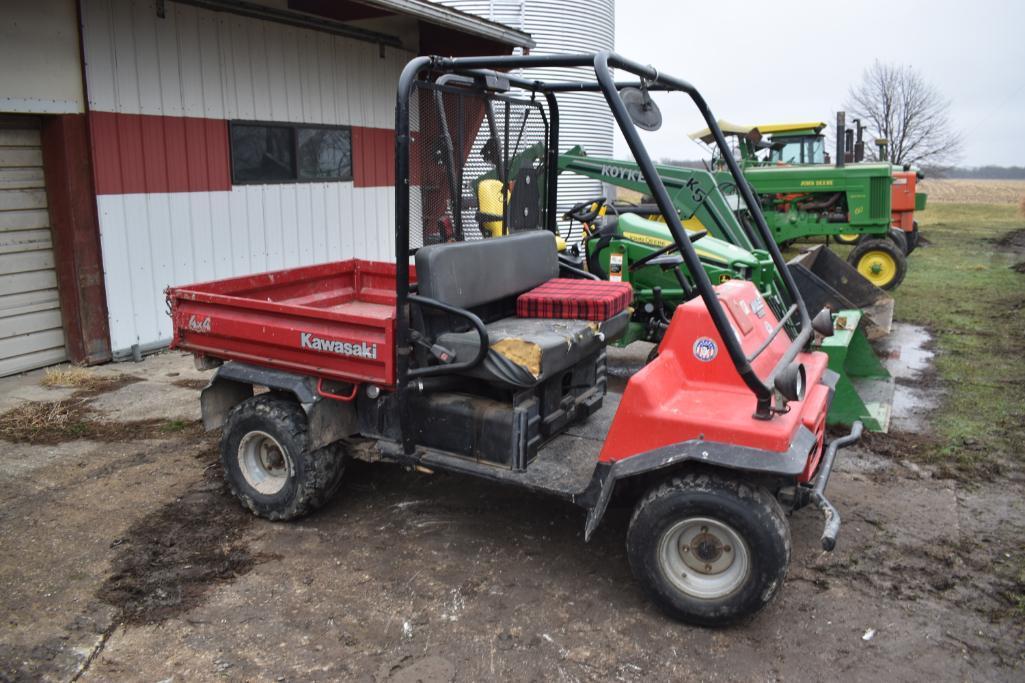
[611, 0, 1025, 166]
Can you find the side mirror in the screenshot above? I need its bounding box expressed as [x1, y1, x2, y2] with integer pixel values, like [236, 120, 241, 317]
[619, 87, 662, 132]
[812, 308, 835, 337]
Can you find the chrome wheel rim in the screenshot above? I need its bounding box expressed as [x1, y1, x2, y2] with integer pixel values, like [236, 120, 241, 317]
[657, 516, 750, 600]
[237, 430, 289, 495]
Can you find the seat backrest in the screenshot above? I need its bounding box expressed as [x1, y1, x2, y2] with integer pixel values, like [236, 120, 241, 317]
[415, 231, 558, 310]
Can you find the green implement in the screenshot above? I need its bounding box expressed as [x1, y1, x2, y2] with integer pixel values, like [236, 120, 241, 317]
[815, 310, 893, 433]
[557, 153, 896, 432]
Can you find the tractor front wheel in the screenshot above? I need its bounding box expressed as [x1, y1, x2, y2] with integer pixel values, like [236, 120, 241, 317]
[848, 238, 908, 290]
[626, 473, 791, 626]
[833, 233, 861, 245]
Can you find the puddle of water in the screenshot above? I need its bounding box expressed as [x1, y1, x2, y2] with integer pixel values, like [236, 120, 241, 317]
[876, 323, 934, 380]
[891, 384, 939, 433]
[875, 323, 940, 432]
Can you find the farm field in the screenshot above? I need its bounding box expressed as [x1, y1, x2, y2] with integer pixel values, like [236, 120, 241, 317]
[919, 178, 1025, 204]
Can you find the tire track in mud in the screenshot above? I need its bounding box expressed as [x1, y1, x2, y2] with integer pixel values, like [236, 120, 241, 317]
[96, 452, 273, 625]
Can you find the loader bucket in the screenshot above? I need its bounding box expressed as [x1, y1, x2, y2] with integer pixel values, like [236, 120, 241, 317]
[818, 309, 894, 432]
[787, 245, 894, 339]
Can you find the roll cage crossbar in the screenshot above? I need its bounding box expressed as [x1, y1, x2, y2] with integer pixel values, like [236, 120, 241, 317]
[394, 52, 813, 436]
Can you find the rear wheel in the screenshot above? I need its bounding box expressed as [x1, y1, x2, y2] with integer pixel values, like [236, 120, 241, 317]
[626, 474, 791, 626]
[833, 233, 861, 245]
[905, 221, 920, 255]
[887, 228, 909, 254]
[646, 344, 660, 365]
[848, 238, 907, 290]
[221, 394, 345, 520]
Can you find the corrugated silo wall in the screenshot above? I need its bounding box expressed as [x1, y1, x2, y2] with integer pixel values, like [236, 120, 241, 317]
[435, 1, 616, 239]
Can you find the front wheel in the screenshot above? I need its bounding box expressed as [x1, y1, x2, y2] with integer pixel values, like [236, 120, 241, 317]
[848, 238, 908, 290]
[833, 233, 861, 245]
[626, 474, 791, 626]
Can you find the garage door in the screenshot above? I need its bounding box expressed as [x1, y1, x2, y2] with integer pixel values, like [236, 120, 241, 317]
[0, 116, 67, 376]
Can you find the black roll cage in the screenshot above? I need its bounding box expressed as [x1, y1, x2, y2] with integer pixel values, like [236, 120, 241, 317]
[393, 53, 814, 450]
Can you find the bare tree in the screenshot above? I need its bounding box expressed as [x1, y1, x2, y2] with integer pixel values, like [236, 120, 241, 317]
[845, 61, 963, 167]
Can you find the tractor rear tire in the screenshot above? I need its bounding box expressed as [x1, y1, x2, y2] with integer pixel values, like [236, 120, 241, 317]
[848, 238, 908, 290]
[220, 394, 346, 521]
[626, 473, 791, 626]
[887, 228, 909, 254]
[905, 221, 920, 255]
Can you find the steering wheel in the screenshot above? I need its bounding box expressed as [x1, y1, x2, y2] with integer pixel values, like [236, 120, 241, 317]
[563, 197, 606, 225]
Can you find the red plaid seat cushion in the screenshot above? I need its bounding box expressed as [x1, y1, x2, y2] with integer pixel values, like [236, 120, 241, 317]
[516, 278, 633, 321]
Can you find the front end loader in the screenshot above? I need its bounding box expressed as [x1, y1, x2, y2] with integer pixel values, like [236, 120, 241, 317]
[557, 151, 895, 432]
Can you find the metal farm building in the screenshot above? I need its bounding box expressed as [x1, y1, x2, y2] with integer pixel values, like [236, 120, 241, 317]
[0, 0, 532, 375]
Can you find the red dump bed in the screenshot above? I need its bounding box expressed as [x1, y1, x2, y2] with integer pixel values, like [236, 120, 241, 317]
[167, 260, 413, 387]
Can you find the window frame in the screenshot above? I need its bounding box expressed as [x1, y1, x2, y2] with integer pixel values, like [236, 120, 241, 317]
[228, 120, 354, 186]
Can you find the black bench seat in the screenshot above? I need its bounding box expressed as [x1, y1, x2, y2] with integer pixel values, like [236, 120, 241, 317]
[414, 231, 628, 387]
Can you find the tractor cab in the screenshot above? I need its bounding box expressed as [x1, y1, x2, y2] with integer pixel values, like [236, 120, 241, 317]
[691, 121, 830, 168]
[762, 122, 829, 165]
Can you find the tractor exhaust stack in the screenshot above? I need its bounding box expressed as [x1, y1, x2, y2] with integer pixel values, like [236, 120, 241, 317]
[835, 111, 846, 168]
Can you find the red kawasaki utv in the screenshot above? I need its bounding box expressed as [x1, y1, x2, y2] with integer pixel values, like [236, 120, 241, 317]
[167, 52, 861, 626]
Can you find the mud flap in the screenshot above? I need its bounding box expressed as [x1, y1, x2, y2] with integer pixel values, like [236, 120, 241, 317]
[201, 361, 357, 449]
[580, 427, 819, 541]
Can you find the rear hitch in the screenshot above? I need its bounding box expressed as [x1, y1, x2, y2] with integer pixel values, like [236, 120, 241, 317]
[810, 421, 863, 551]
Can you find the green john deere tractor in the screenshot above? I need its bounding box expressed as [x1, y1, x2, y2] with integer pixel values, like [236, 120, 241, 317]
[690, 114, 922, 290]
[721, 113, 928, 250]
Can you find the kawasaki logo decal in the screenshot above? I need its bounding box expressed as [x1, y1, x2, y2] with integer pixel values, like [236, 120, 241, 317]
[300, 332, 378, 359]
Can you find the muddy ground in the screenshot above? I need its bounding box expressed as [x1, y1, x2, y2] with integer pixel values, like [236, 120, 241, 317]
[1, 344, 1023, 682]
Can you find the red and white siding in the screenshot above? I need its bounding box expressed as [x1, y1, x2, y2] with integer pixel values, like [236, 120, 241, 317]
[80, 0, 412, 354]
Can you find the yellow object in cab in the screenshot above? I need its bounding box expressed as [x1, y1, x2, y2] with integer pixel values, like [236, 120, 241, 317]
[477, 179, 508, 237]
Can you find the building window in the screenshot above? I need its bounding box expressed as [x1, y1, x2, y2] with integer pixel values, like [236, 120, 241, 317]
[230, 122, 352, 184]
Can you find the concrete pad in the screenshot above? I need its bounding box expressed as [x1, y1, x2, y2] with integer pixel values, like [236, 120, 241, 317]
[0, 439, 103, 480]
[112, 350, 213, 386]
[0, 369, 76, 414]
[86, 381, 201, 423]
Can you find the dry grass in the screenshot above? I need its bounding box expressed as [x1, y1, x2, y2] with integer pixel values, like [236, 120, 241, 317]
[0, 399, 95, 443]
[0, 397, 201, 445]
[41, 365, 94, 388]
[919, 178, 1025, 205]
[40, 368, 141, 397]
[1, 371, 195, 444]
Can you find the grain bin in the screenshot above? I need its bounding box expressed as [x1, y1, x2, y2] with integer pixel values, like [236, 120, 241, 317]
[433, 1, 616, 234]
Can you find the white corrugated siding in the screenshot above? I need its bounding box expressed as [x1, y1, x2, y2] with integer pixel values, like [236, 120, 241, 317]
[79, 0, 413, 354]
[436, 0, 616, 225]
[0, 0, 85, 114]
[0, 119, 69, 376]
